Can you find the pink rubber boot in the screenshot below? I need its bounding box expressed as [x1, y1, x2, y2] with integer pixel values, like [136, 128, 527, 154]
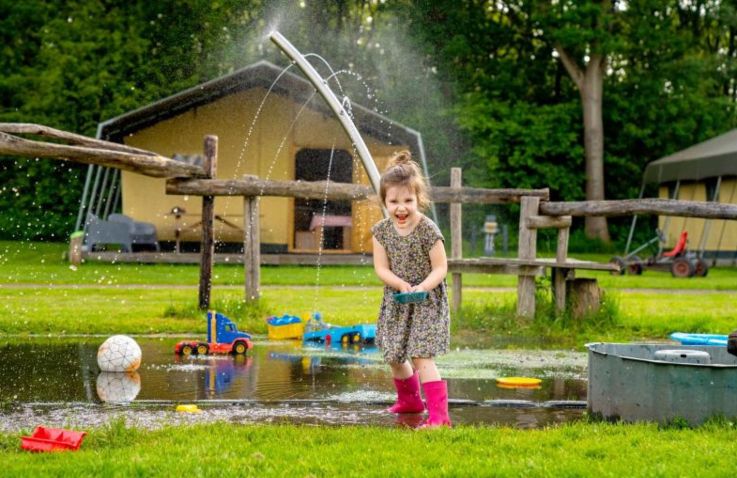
[420, 380, 451, 428]
[387, 371, 425, 414]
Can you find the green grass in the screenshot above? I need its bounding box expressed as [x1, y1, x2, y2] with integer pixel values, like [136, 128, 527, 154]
[0, 241, 380, 286]
[2, 282, 735, 347]
[574, 266, 737, 291]
[2, 241, 736, 344]
[2, 420, 737, 477]
[456, 288, 737, 347]
[616, 291, 737, 335]
[0, 286, 382, 336]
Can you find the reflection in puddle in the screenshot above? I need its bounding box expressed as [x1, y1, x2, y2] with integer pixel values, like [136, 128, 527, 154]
[96, 372, 141, 403]
[0, 337, 587, 429]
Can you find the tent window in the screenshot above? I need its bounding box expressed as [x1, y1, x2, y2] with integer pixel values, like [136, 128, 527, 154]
[666, 182, 678, 199]
[705, 177, 720, 202]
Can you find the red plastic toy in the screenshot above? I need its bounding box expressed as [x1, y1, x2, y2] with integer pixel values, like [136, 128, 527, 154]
[21, 426, 87, 452]
[661, 230, 688, 257]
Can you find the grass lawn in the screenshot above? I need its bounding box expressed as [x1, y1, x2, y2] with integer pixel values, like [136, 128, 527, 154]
[2, 241, 736, 343]
[1, 421, 736, 477]
[2, 284, 736, 343]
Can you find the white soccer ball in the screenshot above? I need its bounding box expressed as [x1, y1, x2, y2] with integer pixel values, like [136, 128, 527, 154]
[96, 372, 141, 403]
[97, 335, 142, 372]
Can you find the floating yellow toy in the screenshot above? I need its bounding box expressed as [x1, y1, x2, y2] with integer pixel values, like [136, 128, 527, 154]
[176, 404, 202, 413]
[496, 377, 542, 388]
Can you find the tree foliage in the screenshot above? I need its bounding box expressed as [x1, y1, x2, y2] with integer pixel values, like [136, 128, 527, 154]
[401, 0, 737, 242]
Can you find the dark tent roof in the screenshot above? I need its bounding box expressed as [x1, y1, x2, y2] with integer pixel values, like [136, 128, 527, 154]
[643, 128, 737, 183]
[98, 60, 423, 155]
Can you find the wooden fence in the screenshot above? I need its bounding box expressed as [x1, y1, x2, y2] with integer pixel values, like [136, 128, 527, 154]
[4, 126, 737, 317]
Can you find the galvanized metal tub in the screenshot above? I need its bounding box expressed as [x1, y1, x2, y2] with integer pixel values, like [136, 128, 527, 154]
[587, 342, 737, 425]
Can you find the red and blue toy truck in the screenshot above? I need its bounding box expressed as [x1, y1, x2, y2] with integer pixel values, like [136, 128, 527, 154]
[174, 311, 253, 356]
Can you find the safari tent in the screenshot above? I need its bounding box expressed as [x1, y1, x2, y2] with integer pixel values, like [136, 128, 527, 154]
[75, 60, 428, 254]
[637, 128, 737, 263]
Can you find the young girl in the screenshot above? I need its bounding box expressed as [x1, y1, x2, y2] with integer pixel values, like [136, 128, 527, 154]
[371, 151, 451, 428]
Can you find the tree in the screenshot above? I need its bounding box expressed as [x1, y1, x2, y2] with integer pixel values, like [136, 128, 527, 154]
[532, 0, 621, 242]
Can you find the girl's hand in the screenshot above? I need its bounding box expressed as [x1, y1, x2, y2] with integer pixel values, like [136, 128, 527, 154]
[398, 281, 412, 293]
[410, 285, 426, 293]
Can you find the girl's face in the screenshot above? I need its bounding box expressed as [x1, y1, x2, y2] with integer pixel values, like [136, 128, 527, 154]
[384, 184, 419, 231]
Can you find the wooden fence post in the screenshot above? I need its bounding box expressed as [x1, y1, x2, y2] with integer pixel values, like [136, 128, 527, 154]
[450, 168, 462, 314]
[198, 135, 217, 310]
[553, 225, 571, 313]
[244, 194, 260, 301]
[517, 196, 540, 318]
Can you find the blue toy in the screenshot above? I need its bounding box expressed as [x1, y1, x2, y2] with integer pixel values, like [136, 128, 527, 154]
[393, 291, 428, 304]
[302, 312, 376, 345]
[670, 332, 727, 346]
[267, 315, 302, 326]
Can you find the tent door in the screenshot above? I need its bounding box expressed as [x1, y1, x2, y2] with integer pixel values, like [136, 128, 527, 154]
[293, 149, 353, 251]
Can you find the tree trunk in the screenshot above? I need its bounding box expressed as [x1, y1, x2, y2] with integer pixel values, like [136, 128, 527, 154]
[555, 46, 611, 243]
[580, 54, 610, 242]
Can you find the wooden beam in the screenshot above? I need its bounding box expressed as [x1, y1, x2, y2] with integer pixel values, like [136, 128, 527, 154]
[0, 122, 156, 156]
[450, 168, 462, 314]
[81, 251, 371, 265]
[0, 131, 204, 178]
[432, 186, 549, 203]
[539, 198, 737, 219]
[525, 215, 572, 229]
[447, 260, 544, 275]
[168, 177, 373, 200]
[198, 136, 218, 310]
[448, 257, 617, 272]
[166, 176, 548, 204]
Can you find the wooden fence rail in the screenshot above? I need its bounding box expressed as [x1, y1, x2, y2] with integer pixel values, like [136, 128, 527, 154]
[167, 176, 549, 204]
[0, 123, 156, 156]
[0, 130, 204, 178]
[540, 198, 737, 219]
[0, 122, 206, 178]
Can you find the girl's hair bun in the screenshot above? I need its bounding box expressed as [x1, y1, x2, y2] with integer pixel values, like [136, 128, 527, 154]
[387, 150, 413, 168]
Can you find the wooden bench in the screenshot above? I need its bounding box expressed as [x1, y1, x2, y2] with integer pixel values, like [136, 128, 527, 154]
[448, 257, 617, 275]
[448, 257, 619, 317]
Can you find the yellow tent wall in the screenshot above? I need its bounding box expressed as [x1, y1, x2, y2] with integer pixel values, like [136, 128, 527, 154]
[658, 179, 737, 252]
[120, 87, 402, 252]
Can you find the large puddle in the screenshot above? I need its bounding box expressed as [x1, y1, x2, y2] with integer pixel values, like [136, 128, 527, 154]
[0, 338, 587, 430]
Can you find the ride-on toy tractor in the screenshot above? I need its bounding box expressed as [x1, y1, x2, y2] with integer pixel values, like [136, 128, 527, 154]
[610, 230, 708, 278]
[174, 311, 253, 355]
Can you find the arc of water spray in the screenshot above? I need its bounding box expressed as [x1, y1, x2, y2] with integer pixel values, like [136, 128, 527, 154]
[270, 31, 386, 217]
